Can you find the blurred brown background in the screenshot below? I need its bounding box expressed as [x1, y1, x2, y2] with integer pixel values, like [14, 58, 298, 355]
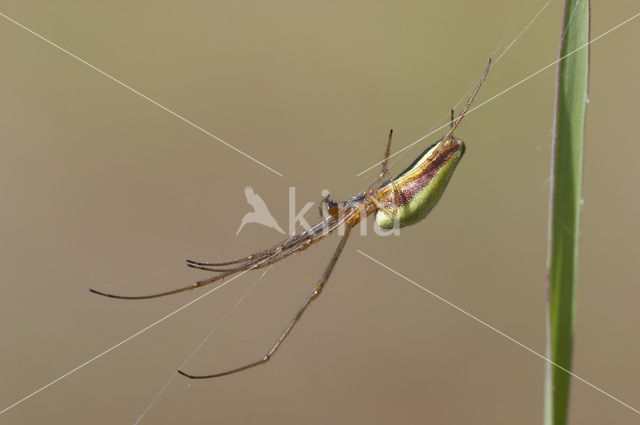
[1, 1, 639, 424]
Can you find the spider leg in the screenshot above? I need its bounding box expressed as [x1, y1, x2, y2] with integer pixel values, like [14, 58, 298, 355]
[362, 129, 403, 220]
[187, 238, 310, 273]
[186, 222, 327, 267]
[380, 161, 403, 218]
[318, 190, 334, 220]
[186, 233, 301, 273]
[90, 231, 312, 300]
[229, 210, 354, 272]
[90, 239, 305, 300]
[186, 219, 340, 274]
[186, 256, 262, 267]
[362, 135, 402, 219]
[178, 223, 353, 379]
[364, 129, 394, 194]
[90, 213, 356, 300]
[89, 269, 238, 300]
[366, 193, 395, 218]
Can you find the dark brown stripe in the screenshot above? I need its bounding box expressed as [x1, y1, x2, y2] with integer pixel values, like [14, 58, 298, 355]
[393, 139, 464, 207]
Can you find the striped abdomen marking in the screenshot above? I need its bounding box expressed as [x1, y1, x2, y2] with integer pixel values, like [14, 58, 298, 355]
[376, 137, 465, 229]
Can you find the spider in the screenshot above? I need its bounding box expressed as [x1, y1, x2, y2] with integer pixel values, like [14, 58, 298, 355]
[90, 59, 491, 379]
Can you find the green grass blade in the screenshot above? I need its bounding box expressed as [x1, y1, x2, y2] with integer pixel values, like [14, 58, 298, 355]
[544, 1, 590, 425]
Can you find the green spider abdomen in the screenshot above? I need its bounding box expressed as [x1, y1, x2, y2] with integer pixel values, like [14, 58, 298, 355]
[375, 138, 465, 229]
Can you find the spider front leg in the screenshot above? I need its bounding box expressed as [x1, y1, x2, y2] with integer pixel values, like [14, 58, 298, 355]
[368, 128, 403, 217]
[178, 224, 354, 379]
[364, 129, 395, 194]
[367, 164, 403, 220]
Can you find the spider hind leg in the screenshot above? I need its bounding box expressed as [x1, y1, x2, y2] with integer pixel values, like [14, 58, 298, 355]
[178, 224, 354, 379]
